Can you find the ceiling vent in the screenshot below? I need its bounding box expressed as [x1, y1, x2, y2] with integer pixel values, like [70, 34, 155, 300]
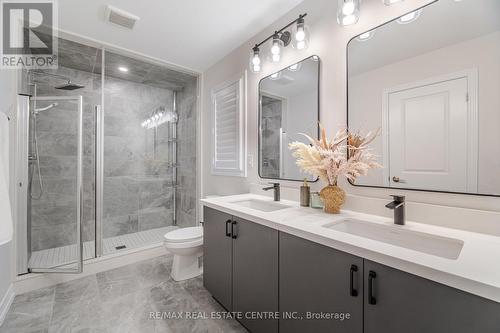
[105, 5, 139, 29]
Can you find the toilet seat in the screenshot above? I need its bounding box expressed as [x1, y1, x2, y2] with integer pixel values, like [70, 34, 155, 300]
[164, 238, 203, 249]
[164, 226, 203, 243]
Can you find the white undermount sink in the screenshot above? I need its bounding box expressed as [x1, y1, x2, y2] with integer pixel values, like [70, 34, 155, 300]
[325, 218, 464, 260]
[231, 199, 290, 212]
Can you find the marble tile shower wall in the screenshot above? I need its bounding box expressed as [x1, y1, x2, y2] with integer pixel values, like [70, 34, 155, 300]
[176, 77, 197, 227]
[31, 66, 99, 252]
[31, 66, 197, 252]
[261, 96, 282, 178]
[102, 75, 175, 238]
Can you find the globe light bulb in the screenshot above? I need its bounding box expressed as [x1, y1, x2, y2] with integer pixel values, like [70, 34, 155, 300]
[342, 1, 356, 15]
[342, 14, 356, 25]
[295, 26, 305, 42]
[271, 42, 280, 55]
[252, 54, 260, 66]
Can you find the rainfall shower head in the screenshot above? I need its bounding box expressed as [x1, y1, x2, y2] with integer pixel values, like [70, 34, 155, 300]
[29, 71, 85, 90]
[55, 81, 85, 90]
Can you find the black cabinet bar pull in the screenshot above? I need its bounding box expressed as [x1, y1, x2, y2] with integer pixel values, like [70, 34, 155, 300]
[231, 221, 238, 239]
[368, 271, 377, 305]
[225, 220, 232, 237]
[350, 265, 358, 297]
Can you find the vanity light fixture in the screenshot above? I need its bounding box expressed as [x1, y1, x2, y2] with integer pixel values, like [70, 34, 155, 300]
[357, 30, 375, 41]
[271, 32, 282, 63]
[337, 0, 360, 26]
[292, 15, 309, 50]
[250, 45, 261, 73]
[248, 13, 307, 73]
[118, 66, 128, 72]
[383, 0, 403, 5]
[397, 9, 423, 24]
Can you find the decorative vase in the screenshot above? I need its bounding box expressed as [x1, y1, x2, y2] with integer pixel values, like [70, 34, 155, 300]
[319, 185, 345, 214]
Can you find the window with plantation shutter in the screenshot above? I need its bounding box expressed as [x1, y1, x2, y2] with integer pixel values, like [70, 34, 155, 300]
[211, 74, 246, 177]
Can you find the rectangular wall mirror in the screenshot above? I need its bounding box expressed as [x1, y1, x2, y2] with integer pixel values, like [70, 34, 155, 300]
[259, 55, 320, 181]
[347, 0, 500, 196]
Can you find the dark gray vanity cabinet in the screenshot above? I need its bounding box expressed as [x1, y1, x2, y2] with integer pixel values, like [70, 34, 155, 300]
[203, 207, 233, 310]
[204, 207, 500, 333]
[364, 260, 500, 333]
[203, 207, 279, 333]
[279, 232, 363, 333]
[232, 217, 279, 333]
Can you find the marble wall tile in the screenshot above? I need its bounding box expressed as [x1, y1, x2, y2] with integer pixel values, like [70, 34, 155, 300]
[31, 205, 76, 227]
[31, 223, 76, 251]
[261, 96, 282, 178]
[31, 66, 98, 251]
[175, 78, 198, 227]
[138, 208, 173, 231]
[103, 214, 139, 238]
[103, 176, 139, 218]
[103, 157, 145, 177]
[30, 58, 198, 250]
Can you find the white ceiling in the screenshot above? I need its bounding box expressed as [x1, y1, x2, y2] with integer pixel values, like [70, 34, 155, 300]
[261, 57, 319, 97]
[58, 0, 305, 72]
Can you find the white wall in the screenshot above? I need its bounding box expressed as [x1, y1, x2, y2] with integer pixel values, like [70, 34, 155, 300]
[349, 32, 500, 193]
[201, 0, 500, 235]
[0, 69, 16, 319]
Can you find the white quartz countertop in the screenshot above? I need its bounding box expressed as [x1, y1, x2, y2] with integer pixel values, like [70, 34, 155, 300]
[201, 193, 500, 303]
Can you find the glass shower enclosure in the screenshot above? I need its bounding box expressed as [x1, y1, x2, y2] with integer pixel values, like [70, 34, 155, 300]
[15, 36, 197, 274]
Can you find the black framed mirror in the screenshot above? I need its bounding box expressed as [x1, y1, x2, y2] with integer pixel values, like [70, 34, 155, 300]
[258, 55, 320, 181]
[347, 0, 500, 196]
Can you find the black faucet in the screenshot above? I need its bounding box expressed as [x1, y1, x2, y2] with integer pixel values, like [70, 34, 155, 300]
[263, 183, 280, 201]
[385, 195, 405, 225]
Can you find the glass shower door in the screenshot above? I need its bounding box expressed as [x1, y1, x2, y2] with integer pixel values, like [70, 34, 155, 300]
[27, 96, 84, 273]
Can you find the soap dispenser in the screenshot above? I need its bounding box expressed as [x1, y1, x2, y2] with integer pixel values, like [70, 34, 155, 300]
[300, 178, 310, 207]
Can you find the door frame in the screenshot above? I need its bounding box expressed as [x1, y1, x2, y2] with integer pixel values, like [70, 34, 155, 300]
[381, 69, 478, 192]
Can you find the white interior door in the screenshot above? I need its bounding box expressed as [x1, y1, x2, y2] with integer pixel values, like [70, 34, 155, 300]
[388, 77, 470, 192]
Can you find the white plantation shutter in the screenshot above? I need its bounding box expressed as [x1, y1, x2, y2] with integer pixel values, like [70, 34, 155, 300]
[211, 75, 246, 176]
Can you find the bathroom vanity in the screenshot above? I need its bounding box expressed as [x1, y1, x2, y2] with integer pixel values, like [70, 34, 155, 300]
[203, 1, 500, 332]
[202, 194, 500, 333]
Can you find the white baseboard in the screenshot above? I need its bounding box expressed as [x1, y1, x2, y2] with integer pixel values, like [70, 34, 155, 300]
[15, 242, 167, 295]
[0, 284, 15, 326]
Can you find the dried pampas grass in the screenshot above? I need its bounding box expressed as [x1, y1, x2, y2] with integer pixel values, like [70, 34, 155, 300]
[289, 125, 381, 186]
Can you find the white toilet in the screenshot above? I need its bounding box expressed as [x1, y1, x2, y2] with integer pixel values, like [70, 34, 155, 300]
[163, 226, 204, 281]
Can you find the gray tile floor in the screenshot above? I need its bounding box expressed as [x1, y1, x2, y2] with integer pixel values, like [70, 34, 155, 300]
[0, 255, 247, 333]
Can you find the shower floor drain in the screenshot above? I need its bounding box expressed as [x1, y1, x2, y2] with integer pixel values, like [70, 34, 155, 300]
[115, 245, 127, 250]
